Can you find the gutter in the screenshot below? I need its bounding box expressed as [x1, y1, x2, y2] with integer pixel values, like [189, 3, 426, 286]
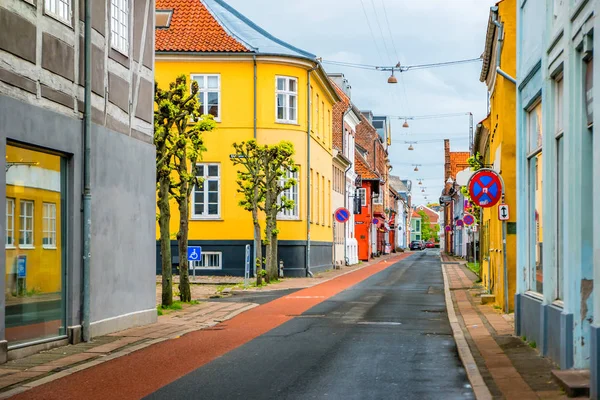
[82, 0, 92, 342]
[491, 6, 516, 84]
[306, 65, 318, 278]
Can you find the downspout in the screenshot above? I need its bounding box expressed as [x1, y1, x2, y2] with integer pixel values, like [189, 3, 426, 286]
[491, 6, 516, 84]
[342, 105, 352, 265]
[82, 0, 92, 342]
[306, 65, 318, 277]
[252, 55, 257, 274]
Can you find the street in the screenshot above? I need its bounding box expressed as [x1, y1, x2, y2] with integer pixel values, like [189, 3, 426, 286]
[147, 250, 473, 400]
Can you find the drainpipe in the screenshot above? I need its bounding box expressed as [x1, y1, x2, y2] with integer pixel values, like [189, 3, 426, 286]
[306, 65, 318, 277]
[341, 105, 352, 265]
[491, 6, 516, 84]
[252, 55, 257, 274]
[82, 0, 92, 342]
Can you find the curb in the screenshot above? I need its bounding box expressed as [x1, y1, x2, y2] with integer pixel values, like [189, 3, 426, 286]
[441, 258, 492, 400]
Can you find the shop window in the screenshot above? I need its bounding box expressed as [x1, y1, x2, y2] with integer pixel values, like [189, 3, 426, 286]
[5, 144, 66, 346]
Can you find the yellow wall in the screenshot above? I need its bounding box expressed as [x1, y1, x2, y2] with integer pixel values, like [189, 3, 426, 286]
[480, 0, 517, 312]
[155, 57, 335, 244]
[5, 146, 62, 295]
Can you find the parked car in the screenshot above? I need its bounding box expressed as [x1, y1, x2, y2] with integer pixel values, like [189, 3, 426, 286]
[426, 242, 435, 248]
[410, 241, 422, 250]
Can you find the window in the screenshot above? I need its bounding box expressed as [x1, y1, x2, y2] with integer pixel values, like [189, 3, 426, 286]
[278, 169, 299, 219]
[373, 192, 383, 205]
[357, 188, 366, 207]
[193, 164, 220, 218]
[327, 110, 331, 147]
[111, 0, 129, 54]
[6, 199, 14, 248]
[192, 75, 220, 120]
[321, 175, 325, 225]
[321, 102, 325, 142]
[43, 203, 57, 248]
[276, 76, 297, 123]
[316, 173, 320, 224]
[328, 180, 331, 227]
[191, 252, 222, 270]
[315, 94, 320, 135]
[310, 168, 314, 223]
[19, 200, 34, 247]
[45, 0, 71, 24]
[416, 220, 421, 232]
[155, 10, 173, 28]
[527, 101, 543, 293]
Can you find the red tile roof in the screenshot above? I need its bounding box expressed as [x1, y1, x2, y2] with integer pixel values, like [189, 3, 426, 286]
[355, 151, 379, 180]
[156, 0, 250, 53]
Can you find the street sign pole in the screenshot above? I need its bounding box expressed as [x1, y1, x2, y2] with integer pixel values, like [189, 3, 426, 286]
[244, 244, 251, 288]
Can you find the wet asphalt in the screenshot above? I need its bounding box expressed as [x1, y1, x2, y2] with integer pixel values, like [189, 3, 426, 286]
[146, 250, 474, 400]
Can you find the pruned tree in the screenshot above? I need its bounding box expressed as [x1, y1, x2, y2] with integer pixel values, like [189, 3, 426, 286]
[418, 210, 438, 242]
[231, 140, 267, 285]
[154, 74, 215, 305]
[263, 141, 297, 281]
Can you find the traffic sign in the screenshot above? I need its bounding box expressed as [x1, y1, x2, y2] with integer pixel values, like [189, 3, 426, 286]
[372, 218, 379, 225]
[187, 246, 202, 261]
[17, 255, 26, 278]
[468, 169, 503, 208]
[334, 207, 351, 223]
[498, 204, 510, 221]
[445, 225, 452, 232]
[456, 219, 464, 227]
[463, 214, 475, 226]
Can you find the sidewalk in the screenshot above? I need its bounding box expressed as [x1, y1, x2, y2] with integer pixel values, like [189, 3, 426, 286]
[442, 256, 575, 400]
[0, 252, 404, 398]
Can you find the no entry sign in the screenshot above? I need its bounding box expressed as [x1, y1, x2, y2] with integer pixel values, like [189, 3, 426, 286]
[468, 169, 503, 208]
[334, 207, 350, 223]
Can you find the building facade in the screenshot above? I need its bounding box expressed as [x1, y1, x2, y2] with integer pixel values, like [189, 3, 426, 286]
[442, 140, 469, 255]
[476, 0, 517, 313]
[0, 0, 156, 357]
[515, 0, 600, 393]
[154, 0, 340, 277]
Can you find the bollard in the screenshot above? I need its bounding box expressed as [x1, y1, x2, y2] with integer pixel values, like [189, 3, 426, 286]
[279, 260, 284, 278]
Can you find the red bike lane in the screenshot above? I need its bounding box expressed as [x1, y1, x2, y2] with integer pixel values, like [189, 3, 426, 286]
[13, 253, 411, 400]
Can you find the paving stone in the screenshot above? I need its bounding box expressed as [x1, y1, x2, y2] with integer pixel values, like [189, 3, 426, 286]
[85, 337, 142, 354]
[0, 371, 46, 389]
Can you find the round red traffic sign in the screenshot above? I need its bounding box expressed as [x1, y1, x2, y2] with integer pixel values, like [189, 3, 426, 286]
[468, 169, 503, 208]
[334, 207, 350, 223]
[463, 214, 475, 226]
[456, 219, 464, 227]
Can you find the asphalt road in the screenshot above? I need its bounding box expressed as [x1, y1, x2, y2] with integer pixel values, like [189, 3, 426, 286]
[146, 250, 474, 400]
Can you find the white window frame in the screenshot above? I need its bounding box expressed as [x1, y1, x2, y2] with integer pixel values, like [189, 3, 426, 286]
[6, 198, 14, 249]
[45, 0, 72, 25]
[373, 191, 383, 205]
[357, 188, 367, 207]
[276, 76, 298, 124]
[19, 200, 34, 248]
[43, 202, 57, 249]
[191, 74, 221, 121]
[192, 163, 221, 219]
[278, 169, 300, 220]
[111, 0, 129, 55]
[190, 252, 222, 270]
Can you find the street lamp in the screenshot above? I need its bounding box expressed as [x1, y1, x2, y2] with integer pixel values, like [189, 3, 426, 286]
[408, 144, 414, 150]
[413, 164, 421, 172]
[402, 119, 409, 128]
[387, 69, 398, 84]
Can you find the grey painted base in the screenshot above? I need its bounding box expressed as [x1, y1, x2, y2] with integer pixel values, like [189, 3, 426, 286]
[156, 240, 333, 278]
[90, 308, 157, 337]
[591, 325, 600, 399]
[515, 294, 573, 370]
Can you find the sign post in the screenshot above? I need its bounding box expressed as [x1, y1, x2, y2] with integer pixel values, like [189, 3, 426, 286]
[187, 246, 202, 279]
[16, 255, 26, 296]
[467, 168, 508, 311]
[244, 244, 251, 288]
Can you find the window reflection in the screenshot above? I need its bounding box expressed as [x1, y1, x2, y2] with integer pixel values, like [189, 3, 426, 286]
[5, 145, 65, 345]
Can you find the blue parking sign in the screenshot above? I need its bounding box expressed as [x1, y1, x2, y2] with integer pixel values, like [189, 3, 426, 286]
[17, 255, 26, 278]
[187, 246, 202, 262]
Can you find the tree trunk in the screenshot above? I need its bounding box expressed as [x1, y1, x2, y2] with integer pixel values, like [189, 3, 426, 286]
[158, 175, 173, 307]
[269, 227, 278, 281]
[264, 190, 274, 284]
[253, 208, 263, 286]
[177, 150, 192, 303]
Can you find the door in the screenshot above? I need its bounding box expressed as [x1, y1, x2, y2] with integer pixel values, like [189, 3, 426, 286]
[356, 222, 370, 261]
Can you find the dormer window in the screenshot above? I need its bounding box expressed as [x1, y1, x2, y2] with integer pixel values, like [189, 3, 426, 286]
[156, 10, 173, 28]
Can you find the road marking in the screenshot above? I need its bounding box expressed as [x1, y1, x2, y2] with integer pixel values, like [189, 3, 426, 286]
[356, 321, 402, 326]
[285, 296, 325, 299]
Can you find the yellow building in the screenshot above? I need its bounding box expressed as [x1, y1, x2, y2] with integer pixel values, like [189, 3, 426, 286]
[155, 0, 340, 276]
[475, 0, 517, 312]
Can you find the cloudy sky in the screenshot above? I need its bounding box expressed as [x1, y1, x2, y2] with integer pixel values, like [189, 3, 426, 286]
[227, 0, 496, 205]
